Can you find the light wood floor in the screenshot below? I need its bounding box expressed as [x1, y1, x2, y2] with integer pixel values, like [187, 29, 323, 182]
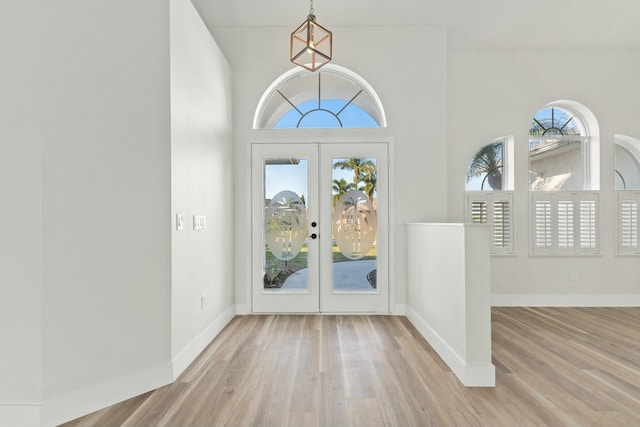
[61, 307, 640, 426]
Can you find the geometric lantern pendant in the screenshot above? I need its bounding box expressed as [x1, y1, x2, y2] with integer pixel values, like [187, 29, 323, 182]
[290, 7, 332, 72]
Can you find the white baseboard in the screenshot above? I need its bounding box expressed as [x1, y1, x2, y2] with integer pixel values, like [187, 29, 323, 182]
[171, 305, 236, 378]
[405, 306, 495, 387]
[0, 403, 41, 427]
[392, 304, 406, 315]
[235, 303, 251, 315]
[38, 305, 236, 427]
[41, 362, 174, 427]
[491, 294, 640, 307]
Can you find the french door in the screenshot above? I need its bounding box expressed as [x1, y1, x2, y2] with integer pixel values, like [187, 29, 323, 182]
[251, 142, 388, 313]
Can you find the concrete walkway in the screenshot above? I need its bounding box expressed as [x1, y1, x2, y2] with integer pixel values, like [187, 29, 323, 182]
[281, 260, 376, 291]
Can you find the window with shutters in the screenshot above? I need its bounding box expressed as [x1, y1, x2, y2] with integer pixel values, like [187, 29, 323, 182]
[531, 192, 599, 255]
[615, 136, 640, 190]
[617, 192, 640, 255]
[614, 136, 640, 255]
[465, 137, 514, 254]
[467, 192, 514, 254]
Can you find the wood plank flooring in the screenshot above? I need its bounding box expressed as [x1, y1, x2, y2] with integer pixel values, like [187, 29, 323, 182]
[61, 308, 640, 426]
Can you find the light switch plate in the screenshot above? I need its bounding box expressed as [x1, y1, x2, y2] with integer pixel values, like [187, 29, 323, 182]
[193, 214, 206, 231]
[176, 213, 184, 231]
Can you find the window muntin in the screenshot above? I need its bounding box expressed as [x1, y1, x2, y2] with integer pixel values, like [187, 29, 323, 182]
[274, 99, 379, 129]
[529, 106, 589, 191]
[255, 66, 385, 129]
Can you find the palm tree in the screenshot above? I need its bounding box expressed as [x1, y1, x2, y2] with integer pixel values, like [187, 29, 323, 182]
[333, 158, 376, 189]
[466, 141, 503, 190]
[360, 171, 377, 200]
[332, 178, 355, 206]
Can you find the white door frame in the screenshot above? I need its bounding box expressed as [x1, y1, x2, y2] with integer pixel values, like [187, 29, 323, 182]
[251, 141, 391, 314]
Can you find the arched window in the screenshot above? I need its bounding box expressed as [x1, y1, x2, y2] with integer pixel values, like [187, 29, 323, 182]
[615, 135, 640, 190]
[529, 101, 600, 255]
[465, 137, 514, 254]
[254, 65, 386, 129]
[615, 135, 640, 254]
[529, 105, 590, 190]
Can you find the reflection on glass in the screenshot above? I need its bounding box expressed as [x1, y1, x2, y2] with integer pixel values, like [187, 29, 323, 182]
[528, 107, 586, 191]
[331, 158, 377, 292]
[263, 159, 309, 292]
[466, 141, 504, 191]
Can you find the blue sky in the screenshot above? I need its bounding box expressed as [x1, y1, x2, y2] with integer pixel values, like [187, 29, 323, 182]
[274, 99, 378, 129]
[265, 160, 365, 201]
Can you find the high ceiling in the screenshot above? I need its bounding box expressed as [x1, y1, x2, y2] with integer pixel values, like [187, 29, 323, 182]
[192, 0, 640, 50]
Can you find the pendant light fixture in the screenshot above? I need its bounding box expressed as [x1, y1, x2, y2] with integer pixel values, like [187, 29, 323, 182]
[290, 0, 332, 72]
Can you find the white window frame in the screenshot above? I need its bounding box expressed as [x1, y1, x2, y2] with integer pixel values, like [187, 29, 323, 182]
[466, 191, 514, 255]
[530, 191, 599, 255]
[617, 191, 640, 255]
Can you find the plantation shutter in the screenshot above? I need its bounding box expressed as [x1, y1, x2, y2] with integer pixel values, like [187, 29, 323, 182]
[531, 192, 599, 255]
[618, 192, 640, 254]
[557, 200, 574, 248]
[467, 192, 514, 254]
[579, 200, 597, 249]
[534, 200, 552, 249]
[493, 200, 511, 248]
[470, 201, 488, 224]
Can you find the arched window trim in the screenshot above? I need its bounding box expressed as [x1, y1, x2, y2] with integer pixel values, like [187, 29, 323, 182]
[615, 134, 640, 190]
[253, 64, 387, 129]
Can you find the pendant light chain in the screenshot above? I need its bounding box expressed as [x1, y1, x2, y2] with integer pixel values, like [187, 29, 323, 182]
[309, 0, 314, 16]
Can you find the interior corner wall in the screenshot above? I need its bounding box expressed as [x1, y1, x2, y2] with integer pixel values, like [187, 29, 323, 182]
[169, 0, 235, 372]
[447, 49, 640, 301]
[210, 25, 447, 311]
[39, 1, 173, 424]
[0, 1, 43, 423]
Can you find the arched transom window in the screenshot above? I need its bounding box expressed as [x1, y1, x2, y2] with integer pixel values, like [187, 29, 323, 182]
[254, 65, 386, 129]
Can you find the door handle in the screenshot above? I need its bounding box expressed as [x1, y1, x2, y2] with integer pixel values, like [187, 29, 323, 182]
[310, 233, 318, 239]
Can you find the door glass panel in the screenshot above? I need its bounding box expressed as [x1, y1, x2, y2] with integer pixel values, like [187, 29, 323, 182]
[331, 157, 377, 292]
[263, 158, 309, 292]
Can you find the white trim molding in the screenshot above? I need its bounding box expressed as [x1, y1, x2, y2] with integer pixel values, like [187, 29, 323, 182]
[171, 306, 236, 378]
[41, 363, 174, 427]
[492, 294, 640, 307]
[406, 306, 496, 387]
[0, 403, 41, 427]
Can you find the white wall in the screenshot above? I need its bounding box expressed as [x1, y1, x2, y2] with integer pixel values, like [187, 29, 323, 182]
[170, 0, 235, 374]
[3, 1, 236, 424]
[406, 223, 494, 386]
[0, 2, 43, 425]
[36, 1, 173, 425]
[210, 25, 447, 312]
[448, 49, 640, 303]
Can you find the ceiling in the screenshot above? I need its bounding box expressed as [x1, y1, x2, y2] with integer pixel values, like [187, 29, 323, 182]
[192, 0, 640, 50]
